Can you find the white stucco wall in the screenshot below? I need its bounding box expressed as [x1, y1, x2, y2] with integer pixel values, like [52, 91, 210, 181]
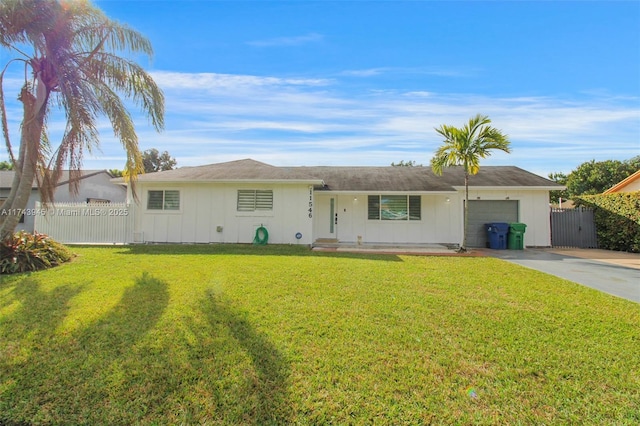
[465, 188, 552, 247]
[133, 183, 553, 247]
[314, 188, 552, 247]
[54, 172, 126, 203]
[135, 182, 315, 245]
[314, 193, 461, 245]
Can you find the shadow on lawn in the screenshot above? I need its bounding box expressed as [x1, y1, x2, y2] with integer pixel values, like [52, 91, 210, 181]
[0, 272, 292, 424]
[0, 272, 169, 424]
[198, 290, 292, 424]
[113, 243, 404, 262]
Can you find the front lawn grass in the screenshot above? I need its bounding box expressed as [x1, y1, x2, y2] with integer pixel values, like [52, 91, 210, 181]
[1, 245, 638, 424]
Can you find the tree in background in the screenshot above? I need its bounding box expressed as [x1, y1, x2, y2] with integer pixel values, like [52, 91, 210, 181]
[391, 160, 423, 167]
[549, 156, 640, 201]
[548, 172, 570, 204]
[431, 114, 511, 252]
[142, 148, 176, 173]
[108, 148, 176, 176]
[0, 161, 13, 170]
[0, 0, 164, 239]
[566, 157, 640, 196]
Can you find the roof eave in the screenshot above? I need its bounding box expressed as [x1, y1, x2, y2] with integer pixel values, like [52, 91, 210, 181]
[603, 170, 640, 194]
[133, 178, 325, 185]
[452, 185, 566, 191]
[316, 189, 458, 194]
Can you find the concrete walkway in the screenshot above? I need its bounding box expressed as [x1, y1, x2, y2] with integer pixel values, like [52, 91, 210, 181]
[547, 248, 640, 270]
[482, 248, 640, 303]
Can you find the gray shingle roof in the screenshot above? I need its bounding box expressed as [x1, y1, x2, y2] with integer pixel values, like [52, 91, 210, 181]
[135, 159, 323, 183]
[437, 166, 560, 187]
[300, 166, 456, 192]
[134, 159, 562, 192]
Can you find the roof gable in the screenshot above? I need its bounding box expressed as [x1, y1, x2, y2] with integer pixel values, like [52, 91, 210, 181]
[604, 170, 640, 193]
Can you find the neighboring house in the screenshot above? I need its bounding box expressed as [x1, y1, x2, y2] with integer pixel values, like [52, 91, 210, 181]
[129, 159, 562, 248]
[603, 170, 640, 194]
[0, 170, 126, 232]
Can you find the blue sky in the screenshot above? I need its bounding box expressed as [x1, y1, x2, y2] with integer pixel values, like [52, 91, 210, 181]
[1, 0, 639, 177]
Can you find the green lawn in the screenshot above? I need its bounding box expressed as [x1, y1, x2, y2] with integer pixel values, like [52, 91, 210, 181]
[0, 245, 638, 425]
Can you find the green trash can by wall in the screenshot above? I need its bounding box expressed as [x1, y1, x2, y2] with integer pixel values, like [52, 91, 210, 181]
[508, 223, 527, 250]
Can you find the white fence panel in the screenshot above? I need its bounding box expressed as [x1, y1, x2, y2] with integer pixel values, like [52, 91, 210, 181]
[34, 202, 133, 244]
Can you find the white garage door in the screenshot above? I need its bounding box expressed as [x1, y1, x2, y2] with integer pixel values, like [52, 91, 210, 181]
[466, 200, 519, 248]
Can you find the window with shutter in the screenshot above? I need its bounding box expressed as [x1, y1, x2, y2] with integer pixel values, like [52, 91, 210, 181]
[237, 190, 273, 212]
[147, 190, 180, 210]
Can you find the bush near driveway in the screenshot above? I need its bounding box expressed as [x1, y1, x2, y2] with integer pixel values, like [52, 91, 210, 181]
[577, 192, 640, 252]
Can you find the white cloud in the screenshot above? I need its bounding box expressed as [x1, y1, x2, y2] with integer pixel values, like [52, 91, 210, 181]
[341, 68, 386, 77]
[1, 69, 638, 177]
[150, 71, 332, 91]
[246, 32, 324, 47]
[341, 66, 475, 78]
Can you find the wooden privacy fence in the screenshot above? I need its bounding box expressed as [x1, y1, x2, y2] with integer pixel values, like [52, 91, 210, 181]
[34, 202, 133, 244]
[550, 207, 598, 249]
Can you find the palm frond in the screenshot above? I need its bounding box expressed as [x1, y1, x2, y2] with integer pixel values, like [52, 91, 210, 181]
[0, 0, 164, 228]
[79, 52, 164, 130]
[431, 114, 511, 176]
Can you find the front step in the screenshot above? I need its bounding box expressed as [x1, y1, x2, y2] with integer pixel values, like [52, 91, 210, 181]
[314, 238, 339, 244]
[313, 240, 458, 251]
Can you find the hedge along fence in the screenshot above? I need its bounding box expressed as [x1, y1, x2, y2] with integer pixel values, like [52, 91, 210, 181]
[576, 191, 640, 253]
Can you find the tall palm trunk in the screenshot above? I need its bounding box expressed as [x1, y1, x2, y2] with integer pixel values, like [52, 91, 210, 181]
[0, 86, 47, 240]
[0, 1, 164, 242]
[432, 115, 511, 253]
[461, 172, 469, 253]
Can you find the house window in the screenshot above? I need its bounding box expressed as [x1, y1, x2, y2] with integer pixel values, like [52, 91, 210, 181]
[368, 195, 421, 221]
[237, 190, 273, 212]
[147, 190, 180, 210]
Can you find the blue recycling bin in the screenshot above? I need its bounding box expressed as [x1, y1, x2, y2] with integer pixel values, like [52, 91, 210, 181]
[485, 222, 509, 250]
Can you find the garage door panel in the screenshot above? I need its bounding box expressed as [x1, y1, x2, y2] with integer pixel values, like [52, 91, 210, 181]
[466, 200, 518, 248]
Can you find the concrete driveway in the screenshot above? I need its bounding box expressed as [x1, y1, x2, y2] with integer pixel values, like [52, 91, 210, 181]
[482, 248, 640, 303]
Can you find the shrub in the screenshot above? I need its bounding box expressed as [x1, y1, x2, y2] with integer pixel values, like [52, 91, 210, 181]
[576, 192, 640, 252]
[0, 232, 72, 274]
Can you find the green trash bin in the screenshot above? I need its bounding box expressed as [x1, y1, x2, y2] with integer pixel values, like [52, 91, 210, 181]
[508, 223, 527, 250]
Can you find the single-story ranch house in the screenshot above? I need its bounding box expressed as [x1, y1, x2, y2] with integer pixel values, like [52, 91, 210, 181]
[127, 159, 562, 248]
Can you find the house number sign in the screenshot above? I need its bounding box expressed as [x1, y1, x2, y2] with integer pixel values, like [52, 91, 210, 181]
[308, 187, 313, 218]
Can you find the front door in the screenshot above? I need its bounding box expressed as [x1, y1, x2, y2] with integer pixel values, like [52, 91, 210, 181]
[329, 197, 338, 238]
[315, 196, 338, 240]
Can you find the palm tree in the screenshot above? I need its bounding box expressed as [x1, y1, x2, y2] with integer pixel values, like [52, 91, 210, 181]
[0, 0, 164, 239]
[431, 114, 511, 252]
